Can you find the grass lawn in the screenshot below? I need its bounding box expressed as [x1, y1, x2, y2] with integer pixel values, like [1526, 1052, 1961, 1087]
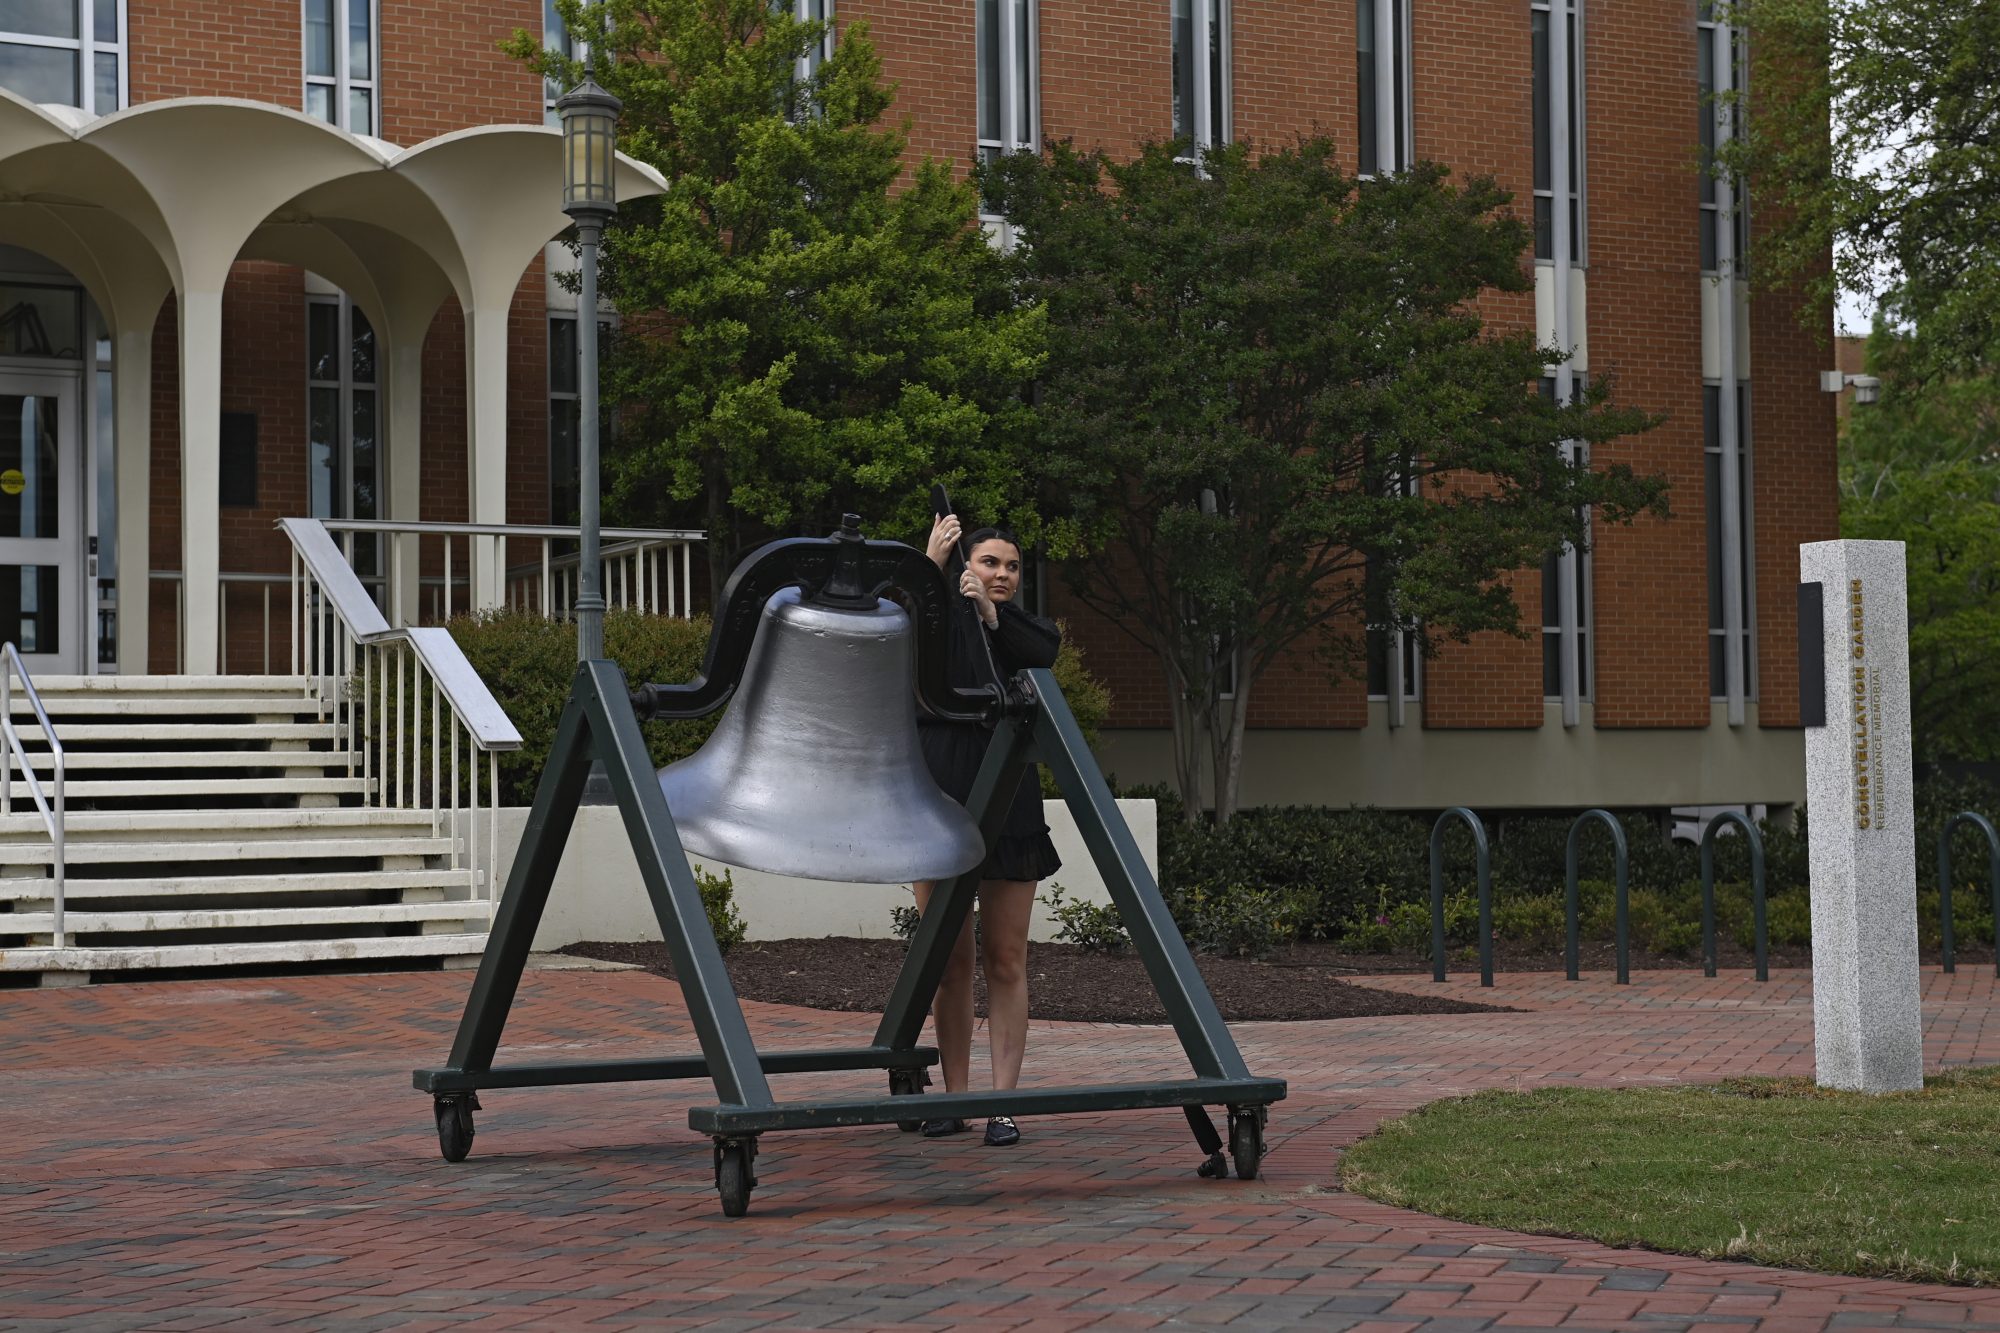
[1339, 1066, 2000, 1286]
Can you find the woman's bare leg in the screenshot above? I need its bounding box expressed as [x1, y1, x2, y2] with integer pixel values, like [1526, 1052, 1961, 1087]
[912, 881, 977, 1094]
[976, 879, 1037, 1092]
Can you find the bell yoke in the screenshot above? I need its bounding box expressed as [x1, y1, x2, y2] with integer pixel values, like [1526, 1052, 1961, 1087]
[411, 515, 1287, 1218]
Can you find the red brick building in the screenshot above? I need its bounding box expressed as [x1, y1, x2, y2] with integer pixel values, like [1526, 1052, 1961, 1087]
[0, 0, 1835, 816]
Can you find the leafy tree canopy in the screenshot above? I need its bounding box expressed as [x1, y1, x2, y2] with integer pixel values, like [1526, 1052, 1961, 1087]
[1722, 0, 2000, 383]
[983, 139, 1667, 820]
[1841, 332, 2000, 762]
[509, 0, 1045, 595]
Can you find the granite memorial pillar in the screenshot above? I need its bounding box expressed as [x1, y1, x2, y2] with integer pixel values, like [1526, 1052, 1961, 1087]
[1799, 539, 1923, 1092]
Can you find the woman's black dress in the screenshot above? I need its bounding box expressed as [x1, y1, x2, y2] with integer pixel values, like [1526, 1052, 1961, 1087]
[917, 599, 1063, 883]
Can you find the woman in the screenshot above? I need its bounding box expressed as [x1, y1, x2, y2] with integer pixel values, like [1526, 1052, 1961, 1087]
[911, 511, 1061, 1147]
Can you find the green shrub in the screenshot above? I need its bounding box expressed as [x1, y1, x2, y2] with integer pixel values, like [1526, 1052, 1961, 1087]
[1492, 894, 1565, 952]
[448, 608, 717, 805]
[691, 862, 747, 953]
[1040, 882, 1129, 952]
[1039, 628, 1112, 797]
[1169, 882, 1308, 958]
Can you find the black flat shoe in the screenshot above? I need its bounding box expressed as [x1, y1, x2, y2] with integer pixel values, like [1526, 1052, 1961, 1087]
[983, 1116, 1020, 1147]
[921, 1117, 967, 1138]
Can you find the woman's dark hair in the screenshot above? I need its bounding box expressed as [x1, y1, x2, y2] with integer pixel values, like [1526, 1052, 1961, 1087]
[964, 527, 1024, 558]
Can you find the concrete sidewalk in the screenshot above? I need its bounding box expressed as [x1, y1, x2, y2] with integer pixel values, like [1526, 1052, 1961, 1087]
[2, 964, 1997, 1330]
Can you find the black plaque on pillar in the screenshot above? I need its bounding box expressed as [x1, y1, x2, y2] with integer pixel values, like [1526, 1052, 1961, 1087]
[1797, 581, 1825, 727]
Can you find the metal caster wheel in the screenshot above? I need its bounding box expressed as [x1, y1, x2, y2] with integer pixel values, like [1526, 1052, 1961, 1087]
[713, 1137, 758, 1218]
[435, 1094, 479, 1163]
[888, 1067, 927, 1133]
[1227, 1106, 1265, 1181]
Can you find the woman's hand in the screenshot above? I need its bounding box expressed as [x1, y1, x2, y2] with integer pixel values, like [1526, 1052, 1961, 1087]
[960, 567, 998, 628]
[926, 512, 962, 569]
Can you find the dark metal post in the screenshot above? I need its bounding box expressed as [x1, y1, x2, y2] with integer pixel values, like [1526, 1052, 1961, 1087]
[1700, 810, 1766, 982]
[1429, 808, 1490, 986]
[1565, 810, 1629, 985]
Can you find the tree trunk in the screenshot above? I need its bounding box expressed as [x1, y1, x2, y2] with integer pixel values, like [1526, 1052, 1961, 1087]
[704, 461, 731, 611]
[1209, 645, 1251, 826]
[1163, 658, 1206, 824]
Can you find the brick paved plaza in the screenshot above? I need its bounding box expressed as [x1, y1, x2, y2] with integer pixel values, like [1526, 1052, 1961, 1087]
[3, 963, 1999, 1331]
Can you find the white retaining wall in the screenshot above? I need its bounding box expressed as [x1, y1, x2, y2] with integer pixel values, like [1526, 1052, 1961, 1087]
[513, 799, 1158, 949]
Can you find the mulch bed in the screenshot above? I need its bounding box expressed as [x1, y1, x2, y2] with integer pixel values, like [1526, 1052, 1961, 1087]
[564, 937, 1514, 1022]
[562, 936, 1997, 1023]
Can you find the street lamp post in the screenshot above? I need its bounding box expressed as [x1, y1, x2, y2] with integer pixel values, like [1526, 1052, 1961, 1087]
[557, 60, 622, 662]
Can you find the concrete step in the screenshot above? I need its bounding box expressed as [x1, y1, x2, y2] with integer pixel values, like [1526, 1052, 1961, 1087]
[0, 806, 439, 839]
[0, 835, 457, 866]
[9, 722, 341, 744]
[8, 750, 346, 771]
[0, 869, 470, 901]
[1, 900, 486, 934]
[9, 696, 323, 717]
[15, 776, 373, 800]
[18, 675, 315, 696]
[0, 932, 491, 973]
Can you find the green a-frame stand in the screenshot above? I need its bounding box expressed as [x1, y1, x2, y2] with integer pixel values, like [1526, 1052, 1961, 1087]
[413, 551, 1284, 1218]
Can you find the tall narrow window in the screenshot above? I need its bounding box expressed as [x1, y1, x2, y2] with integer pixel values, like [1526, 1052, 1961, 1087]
[307, 296, 381, 583]
[1366, 467, 1421, 713]
[1172, 0, 1228, 150]
[1705, 383, 1755, 700]
[1355, 0, 1411, 176]
[304, 0, 377, 135]
[1696, 2, 1747, 274]
[0, 0, 126, 113]
[543, 0, 576, 125]
[976, 0, 1036, 236]
[1530, 0, 1581, 262]
[549, 315, 580, 527]
[1538, 377, 1592, 703]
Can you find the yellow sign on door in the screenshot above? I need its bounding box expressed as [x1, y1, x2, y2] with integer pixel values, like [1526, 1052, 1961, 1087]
[0, 468, 23, 496]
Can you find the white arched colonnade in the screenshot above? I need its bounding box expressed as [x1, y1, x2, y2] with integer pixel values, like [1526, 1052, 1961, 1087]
[0, 90, 664, 673]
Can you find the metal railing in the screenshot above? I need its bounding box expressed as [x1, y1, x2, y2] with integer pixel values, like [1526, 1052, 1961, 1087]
[1938, 811, 2000, 977]
[1, 642, 64, 947]
[320, 519, 701, 628]
[1429, 807, 1492, 986]
[1699, 810, 1767, 981]
[281, 517, 523, 910]
[1566, 810, 1630, 984]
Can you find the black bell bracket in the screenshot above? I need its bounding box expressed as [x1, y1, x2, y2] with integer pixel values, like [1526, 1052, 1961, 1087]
[630, 514, 1015, 726]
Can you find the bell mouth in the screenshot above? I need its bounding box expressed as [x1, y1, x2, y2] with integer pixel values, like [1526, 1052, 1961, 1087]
[655, 585, 989, 885]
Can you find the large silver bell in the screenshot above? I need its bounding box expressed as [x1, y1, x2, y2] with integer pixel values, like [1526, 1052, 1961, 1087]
[656, 585, 987, 884]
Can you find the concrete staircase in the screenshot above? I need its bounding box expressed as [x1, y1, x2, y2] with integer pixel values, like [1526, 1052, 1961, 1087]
[1, 674, 490, 985]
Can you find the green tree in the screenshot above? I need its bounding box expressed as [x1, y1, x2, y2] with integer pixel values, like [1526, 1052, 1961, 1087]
[1720, 0, 2000, 383]
[1841, 337, 2000, 761]
[984, 140, 1667, 823]
[509, 1, 1045, 601]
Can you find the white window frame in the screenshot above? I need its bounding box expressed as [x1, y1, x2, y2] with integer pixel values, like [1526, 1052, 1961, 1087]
[1172, 0, 1230, 154]
[1704, 380, 1757, 705]
[1366, 470, 1422, 724]
[793, 0, 834, 87]
[0, 0, 128, 115]
[1356, 0, 1412, 177]
[1530, 0, 1584, 266]
[976, 0, 1038, 243]
[304, 0, 379, 136]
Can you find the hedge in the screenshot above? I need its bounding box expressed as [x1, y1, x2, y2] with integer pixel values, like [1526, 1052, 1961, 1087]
[448, 608, 1112, 807]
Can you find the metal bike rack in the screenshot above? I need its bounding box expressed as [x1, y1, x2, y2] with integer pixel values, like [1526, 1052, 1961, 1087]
[1429, 807, 1492, 986]
[1564, 809, 1629, 984]
[1699, 810, 1767, 981]
[1937, 810, 2000, 976]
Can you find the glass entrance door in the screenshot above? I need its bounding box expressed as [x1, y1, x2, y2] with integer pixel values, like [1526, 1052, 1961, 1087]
[0, 374, 81, 674]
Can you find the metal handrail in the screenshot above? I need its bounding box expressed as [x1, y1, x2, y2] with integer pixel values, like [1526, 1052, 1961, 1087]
[1, 642, 64, 947]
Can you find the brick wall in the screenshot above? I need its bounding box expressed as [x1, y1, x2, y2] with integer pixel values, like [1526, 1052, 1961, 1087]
[1038, 0, 1173, 158]
[1583, 0, 1709, 728]
[127, 1, 298, 103]
[1412, 0, 1544, 729]
[856, 0, 978, 179]
[1233, 0, 1348, 149]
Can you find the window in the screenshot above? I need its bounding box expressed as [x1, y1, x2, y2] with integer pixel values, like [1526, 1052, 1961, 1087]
[543, 0, 577, 125]
[1171, 0, 1228, 151]
[1366, 469, 1421, 706]
[1696, 2, 1747, 274]
[1539, 377, 1592, 701]
[793, 0, 833, 87]
[976, 0, 1035, 224]
[549, 315, 579, 527]
[1705, 382, 1755, 700]
[304, 0, 377, 135]
[1530, 0, 1581, 263]
[0, 0, 125, 114]
[307, 296, 381, 580]
[1355, 0, 1411, 176]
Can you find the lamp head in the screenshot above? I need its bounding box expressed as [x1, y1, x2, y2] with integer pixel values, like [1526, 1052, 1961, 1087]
[557, 75, 623, 219]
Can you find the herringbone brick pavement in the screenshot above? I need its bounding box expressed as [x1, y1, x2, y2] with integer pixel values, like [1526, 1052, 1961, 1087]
[1, 963, 1996, 1330]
